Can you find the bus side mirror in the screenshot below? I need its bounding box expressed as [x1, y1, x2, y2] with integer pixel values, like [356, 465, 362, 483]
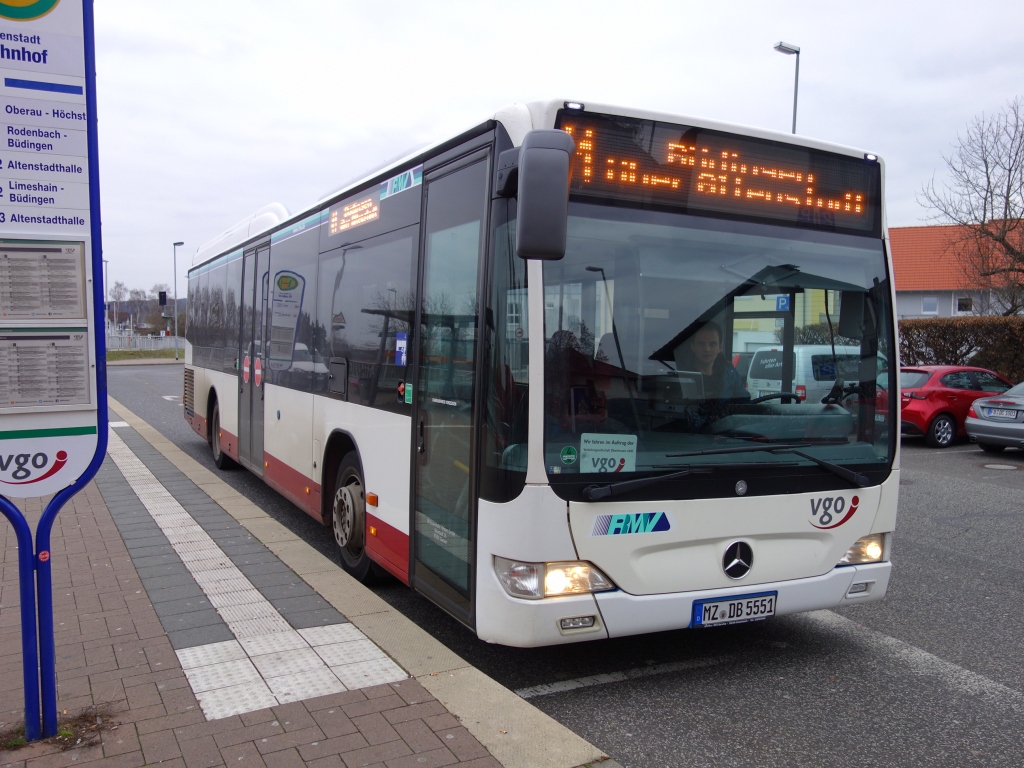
[515, 129, 575, 260]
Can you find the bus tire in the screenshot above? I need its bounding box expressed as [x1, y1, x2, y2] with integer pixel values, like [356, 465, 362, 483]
[210, 400, 236, 470]
[331, 451, 382, 582]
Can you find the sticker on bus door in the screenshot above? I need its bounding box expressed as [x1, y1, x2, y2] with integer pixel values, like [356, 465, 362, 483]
[395, 332, 407, 366]
[269, 270, 305, 371]
[580, 433, 637, 473]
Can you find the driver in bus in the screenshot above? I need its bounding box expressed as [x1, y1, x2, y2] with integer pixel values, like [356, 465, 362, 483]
[674, 321, 750, 402]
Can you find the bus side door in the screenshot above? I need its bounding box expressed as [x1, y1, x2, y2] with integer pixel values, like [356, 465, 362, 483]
[409, 149, 490, 623]
[238, 243, 270, 474]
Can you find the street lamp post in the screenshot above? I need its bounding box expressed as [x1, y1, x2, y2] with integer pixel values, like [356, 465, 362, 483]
[774, 41, 800, 134]
[173, 241, 184, 360]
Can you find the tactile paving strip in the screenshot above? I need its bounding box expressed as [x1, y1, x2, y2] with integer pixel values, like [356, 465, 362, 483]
[106, 427, 407, 719]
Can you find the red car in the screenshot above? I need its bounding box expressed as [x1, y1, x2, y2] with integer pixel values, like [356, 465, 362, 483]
[900, 365, 1013, 447]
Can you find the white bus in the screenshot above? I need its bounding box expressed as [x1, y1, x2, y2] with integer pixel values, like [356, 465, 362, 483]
[184, 100, 898, 647]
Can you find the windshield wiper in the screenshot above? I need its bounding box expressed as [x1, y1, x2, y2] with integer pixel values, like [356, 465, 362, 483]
[664, 442, 812, 459]
[582, 468, 714, 501]
[770, 448, 870, 487]
[669, 440, 870, 488]
[583, 442, 870, 501]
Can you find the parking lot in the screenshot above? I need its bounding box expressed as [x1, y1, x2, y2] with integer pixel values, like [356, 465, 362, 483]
[109, 364, 1024, 768]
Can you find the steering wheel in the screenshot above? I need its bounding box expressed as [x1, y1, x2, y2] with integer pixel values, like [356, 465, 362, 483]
[749, 392, 800, 404]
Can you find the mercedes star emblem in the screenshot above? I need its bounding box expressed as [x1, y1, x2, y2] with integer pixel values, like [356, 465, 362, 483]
[723, 541, 753, 579]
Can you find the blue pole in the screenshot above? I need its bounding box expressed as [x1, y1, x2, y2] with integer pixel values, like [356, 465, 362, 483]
[33, 0, 108, 739]
[0, 498, 40, 742]
[36, 417, 107, 737]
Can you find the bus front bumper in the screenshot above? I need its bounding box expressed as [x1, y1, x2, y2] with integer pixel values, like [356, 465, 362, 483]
[595, 561, 891, 639]
[475, 561, 890, 647]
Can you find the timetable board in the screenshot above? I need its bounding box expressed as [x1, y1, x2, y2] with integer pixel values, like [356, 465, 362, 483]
[0, 240, 85, 318]
[0, 329, 90, 406]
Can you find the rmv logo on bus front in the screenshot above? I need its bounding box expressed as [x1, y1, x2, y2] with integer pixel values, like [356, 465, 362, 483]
[592, 512, 671, 536]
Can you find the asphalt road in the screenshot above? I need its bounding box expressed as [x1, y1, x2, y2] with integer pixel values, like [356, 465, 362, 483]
[109, 363, 1024, 768]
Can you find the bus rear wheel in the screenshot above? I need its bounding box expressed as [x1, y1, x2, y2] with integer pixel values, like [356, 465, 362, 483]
[331, 452, 382, 582]
[210, 401, 236, 470]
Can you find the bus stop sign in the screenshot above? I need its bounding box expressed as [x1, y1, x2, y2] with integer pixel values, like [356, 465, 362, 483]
[0, 0, 107, 741]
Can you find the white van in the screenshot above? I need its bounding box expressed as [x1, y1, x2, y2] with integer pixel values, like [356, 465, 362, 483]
[745, 345, 868, 404]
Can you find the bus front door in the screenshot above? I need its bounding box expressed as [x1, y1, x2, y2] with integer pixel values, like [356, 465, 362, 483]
[238, 244, 270, 475]
[410, 153, 489, 624]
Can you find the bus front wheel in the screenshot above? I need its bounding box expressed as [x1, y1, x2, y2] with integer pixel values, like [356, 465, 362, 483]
[332, 452, 380, 581]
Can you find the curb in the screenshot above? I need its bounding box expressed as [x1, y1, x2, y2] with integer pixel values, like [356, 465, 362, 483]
[107, 395, 607, 768]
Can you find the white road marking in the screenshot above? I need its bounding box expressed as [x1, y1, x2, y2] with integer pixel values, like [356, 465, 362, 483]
[162, 395, 180, 401]
[515, 657, 729, 699]
[106, 428, 407, 719]
[517, 610, 1024, 710]
[800, 611, 1024, 714]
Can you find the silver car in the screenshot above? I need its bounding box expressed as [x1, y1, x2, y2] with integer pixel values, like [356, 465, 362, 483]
[965, 382, 1024, 453]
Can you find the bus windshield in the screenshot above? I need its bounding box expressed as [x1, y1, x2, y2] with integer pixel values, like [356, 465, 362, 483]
[539, 202, 895, 498]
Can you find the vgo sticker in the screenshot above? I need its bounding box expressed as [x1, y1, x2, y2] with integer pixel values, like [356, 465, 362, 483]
[580, 433, 637, 473]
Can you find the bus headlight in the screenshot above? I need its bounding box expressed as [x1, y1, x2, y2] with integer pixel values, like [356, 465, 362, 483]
[494, 557, 615, 599]
[838, 534, 886, 565]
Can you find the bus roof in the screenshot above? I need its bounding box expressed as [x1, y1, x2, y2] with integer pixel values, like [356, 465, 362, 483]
[190, 99, 881, 272]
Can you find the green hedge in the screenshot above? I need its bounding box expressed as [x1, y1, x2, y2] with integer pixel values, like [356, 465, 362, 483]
[898, 317, 1024, 384]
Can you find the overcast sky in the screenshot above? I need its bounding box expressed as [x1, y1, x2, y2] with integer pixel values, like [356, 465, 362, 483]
[93, 0, 1024, 295]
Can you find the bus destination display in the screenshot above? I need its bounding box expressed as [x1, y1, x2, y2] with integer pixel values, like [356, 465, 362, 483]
[558, 111, 880, 233]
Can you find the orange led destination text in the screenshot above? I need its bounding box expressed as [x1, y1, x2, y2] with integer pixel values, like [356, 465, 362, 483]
[563, 125, 865, 215]
[329, 197, 380, 236]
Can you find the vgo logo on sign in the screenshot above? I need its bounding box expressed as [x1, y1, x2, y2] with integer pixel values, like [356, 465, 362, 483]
[0, 448, 67, 483]
[0, 430, 99, 497]
[580, 433, 637, 473]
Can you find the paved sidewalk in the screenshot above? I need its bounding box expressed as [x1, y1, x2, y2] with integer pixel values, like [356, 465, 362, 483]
[0, 403, 609, 768]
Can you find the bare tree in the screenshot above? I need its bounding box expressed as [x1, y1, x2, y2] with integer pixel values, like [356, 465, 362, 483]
[109, 280, 127, 304]
[127, 288, 149, 326]
[920, 96, 1024, 315]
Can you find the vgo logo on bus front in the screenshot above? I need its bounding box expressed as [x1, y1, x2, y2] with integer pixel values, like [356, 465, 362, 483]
[0, 0, 61, 21]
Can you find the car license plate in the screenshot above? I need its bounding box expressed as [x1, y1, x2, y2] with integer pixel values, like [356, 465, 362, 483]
[875, 413, 886, 422]
[692, 592, 777, 628]
[757, 390, 777, 399]
[986, 408, 1017, 419]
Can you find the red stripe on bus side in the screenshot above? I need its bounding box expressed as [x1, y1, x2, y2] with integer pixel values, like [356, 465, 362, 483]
[366, 512, 410, 585]
[188, 411, 208, 440]
[264, 452, 324, 523]
[219, 428, 239, 462]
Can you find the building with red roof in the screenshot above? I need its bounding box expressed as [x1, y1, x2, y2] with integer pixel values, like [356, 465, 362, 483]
[889, 224, 1011, 318]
